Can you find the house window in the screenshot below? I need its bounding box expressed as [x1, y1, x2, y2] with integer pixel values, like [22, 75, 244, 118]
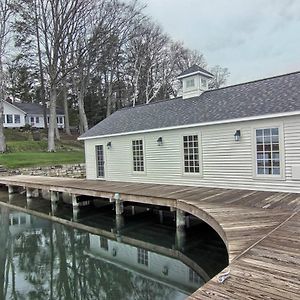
[100, 236, 109, 251]
[256, 128, 280, 175]
[183, 135, 200, 173]
[137, 248, 148, 266]
[36, 117, 40, 123]
[186, 78, 195, 88]
[201, 77, 207, 88]
[47, 117, 50, 124]
[189, 268, 201, 284]
[6, 114, 13, 124]
[30, 116, 34, 123]
[132, 139, 144, 172]
[14, 115, 20, 124]
[95, 145, 105, 178]
[57, 116, 63, 124]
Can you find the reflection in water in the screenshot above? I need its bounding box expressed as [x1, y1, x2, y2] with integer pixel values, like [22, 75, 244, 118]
[0, 208, 202, 300]
[0, 190, 228, 300]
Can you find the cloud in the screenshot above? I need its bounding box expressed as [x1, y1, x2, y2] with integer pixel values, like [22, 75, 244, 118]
[139, 0, 300, 84]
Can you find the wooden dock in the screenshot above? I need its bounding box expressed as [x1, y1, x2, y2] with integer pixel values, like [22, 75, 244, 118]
[0, 175, 299, 299]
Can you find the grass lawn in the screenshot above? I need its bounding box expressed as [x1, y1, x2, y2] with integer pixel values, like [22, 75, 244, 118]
[0, 151, 85, 169]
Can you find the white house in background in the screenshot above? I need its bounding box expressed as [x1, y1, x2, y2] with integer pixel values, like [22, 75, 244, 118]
[79, 65, 300, 194]
[3, 100, 65, 129]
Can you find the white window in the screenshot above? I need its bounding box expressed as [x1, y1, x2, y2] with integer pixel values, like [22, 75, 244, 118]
[256, 128, 280, 176]
[6, 114, 13, 124]
[132, 140, 144, 172]
[57, 116, 63, 124]
[95, 145, 105, 178]
[183, 135, 200, 173]
[186, 78, 195, 88]
[137, 248, 148, 266]
[100, 236, 108, 251]
[30, 116, 34, 123]
[201, 77, 207, 88]
[14, 115, 20, 123]
[36, 117, 40, 123]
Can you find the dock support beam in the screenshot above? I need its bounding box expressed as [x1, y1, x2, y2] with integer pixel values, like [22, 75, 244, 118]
[26, 187, 34, 199]
[50, 191, 59, 203]
[8, 185, 16, 194]
[72, 194, 79, 208]
[114, 193, 123, 215]
[176, 209, 186, 229]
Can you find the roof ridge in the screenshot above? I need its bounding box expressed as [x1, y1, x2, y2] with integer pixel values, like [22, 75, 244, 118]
[205, 70, 300, 93]
[119, 96, 184, 112]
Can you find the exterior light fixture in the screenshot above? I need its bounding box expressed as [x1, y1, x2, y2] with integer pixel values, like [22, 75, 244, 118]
[234, 130, 241, 142]
[157, 137, 163, 146]
[107, 141, 112, 149]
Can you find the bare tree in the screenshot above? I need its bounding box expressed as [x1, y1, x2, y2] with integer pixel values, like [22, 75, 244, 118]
[36, 0, 93, 151]
[0, 0, 13, 152]
[209, 65, 230, 89]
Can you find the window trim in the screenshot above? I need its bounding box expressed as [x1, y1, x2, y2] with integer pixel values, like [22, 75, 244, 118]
[186, 78, 195, 89]
[95, 144, 106, 180]
[137, 247, 149, 267]
[131, 138, 146, 175]
[6, 114, 13, 124]
[252, 124, 285, 181]
[181, 132, 203, 177]
[14, 114, 21, 124]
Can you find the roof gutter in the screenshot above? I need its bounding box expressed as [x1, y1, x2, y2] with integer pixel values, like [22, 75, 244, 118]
[78, 110, 300, 141]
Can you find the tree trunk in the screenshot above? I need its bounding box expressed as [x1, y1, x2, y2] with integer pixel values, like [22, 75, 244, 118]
[34, 0, 47, 130]
[48, 85, 57, 152]
[78, 91, 88, 134]
[0, 62, 6, 152]
[62, 80, 71, 135]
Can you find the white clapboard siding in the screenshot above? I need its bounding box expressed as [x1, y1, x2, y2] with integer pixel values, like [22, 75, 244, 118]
[84, 115, 300, 193]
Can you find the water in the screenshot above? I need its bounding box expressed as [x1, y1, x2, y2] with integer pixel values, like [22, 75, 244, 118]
[0, 191, 228, 300]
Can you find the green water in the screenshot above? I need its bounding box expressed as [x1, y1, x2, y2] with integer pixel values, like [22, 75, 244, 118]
[0, 191, 227, 300]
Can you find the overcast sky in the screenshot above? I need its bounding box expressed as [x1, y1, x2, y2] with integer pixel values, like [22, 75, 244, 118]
[141, 0, 300, 85]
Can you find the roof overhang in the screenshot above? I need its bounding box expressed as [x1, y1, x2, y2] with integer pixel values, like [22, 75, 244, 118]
[177, 70, 214, 80]
[78, 110, 300, 141]
[4, 100, 27, 114]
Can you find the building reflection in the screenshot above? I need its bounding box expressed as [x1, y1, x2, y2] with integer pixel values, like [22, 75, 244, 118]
[0, 208, 208, 300]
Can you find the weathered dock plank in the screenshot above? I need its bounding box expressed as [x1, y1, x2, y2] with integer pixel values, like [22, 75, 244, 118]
[0, 175, 299, 299]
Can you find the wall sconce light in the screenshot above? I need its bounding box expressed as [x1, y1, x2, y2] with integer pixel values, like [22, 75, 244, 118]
[157, 137, 163, 146]
[234, 130, 241, 142]
[107, 141, 112, 149]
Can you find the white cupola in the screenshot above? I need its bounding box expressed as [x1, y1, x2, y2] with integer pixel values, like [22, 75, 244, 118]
[177, 65, 214, 99]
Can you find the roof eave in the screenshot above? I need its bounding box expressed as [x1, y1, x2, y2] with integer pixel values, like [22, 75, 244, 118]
[177, 70, 214, 80]
[78, 110, 300, 141]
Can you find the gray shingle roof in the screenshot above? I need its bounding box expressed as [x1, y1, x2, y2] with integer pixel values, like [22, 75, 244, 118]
[80, 71, 300, 139]
[12, 102, 64, 115]
[178, 64, 214, 78]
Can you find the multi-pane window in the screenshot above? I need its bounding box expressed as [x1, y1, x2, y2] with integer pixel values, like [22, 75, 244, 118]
[132, 140, 144, 172]
[95, 145, 105, 178]
[57, 116, 63, 124]
[36, 117, 40, 123]
[183, 135, 200, 173]
[201, 77, 207, 88]
[30, 116, 34, 123]
[6, 114, 13, 123]
[186, 78, 195, 88]
[100, 236, 109, 251]
[137, 248, 148, 266]
[14, 115, 20, 123]
[256, 128, 280, 175]
[189, 268, 201, 284]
